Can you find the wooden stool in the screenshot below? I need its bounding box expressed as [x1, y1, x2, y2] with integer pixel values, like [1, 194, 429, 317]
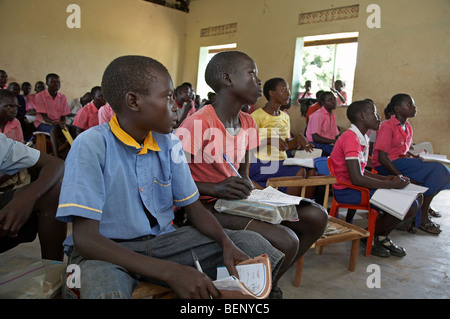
[131, 282, 175, 299]
[293, 216, 369, 287]
[33, 131, 50, 153]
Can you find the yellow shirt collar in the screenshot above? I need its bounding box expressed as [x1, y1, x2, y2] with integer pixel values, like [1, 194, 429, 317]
[109, 115, 161, 154]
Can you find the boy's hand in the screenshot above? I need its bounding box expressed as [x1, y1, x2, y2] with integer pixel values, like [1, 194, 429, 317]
[166, 264, 220, 299]
[221, 239, 250, 279]
[0, 194, 35, 238]
[214, 177, 252, 199]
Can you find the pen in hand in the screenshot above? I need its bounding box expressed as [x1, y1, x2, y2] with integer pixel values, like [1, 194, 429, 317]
[222, 154, 255, 190]
[222, 154, 242, 178]
[191, 249, 203, 273]
[191, 249, 214, 299]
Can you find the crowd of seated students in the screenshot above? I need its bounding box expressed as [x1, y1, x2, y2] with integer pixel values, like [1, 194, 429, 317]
[1, 54, 449, 300]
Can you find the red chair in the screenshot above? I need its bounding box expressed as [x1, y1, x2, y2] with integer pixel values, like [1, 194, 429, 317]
[327, 157, 379, 257]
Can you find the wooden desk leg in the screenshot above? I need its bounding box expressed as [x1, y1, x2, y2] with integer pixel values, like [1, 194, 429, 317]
[36, 134, 47, 153]
[315, 245, 324, 255]
[348, 238, 360, 272]
[294, 255, 305, 287]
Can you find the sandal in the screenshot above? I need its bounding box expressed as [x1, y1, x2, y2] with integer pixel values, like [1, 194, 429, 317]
[429, 208, 442, 218]
[406, 223, 416, 234]
[419, 221, 442, 235]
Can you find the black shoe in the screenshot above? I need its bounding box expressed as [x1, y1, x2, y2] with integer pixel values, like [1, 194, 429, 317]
[361, 237, 390, 258]
[370, 239, 391, 258]
[268, 285, 285, 299]
[375, 236, 406, 257]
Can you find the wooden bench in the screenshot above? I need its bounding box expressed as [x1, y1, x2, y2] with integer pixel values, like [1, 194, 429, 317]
[131, 282, 174, 299]
[265, 175, 369, 287]
[293, 216, 369, 287]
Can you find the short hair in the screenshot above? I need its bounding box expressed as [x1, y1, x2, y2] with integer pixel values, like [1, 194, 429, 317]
[45, 73, 60, 83]
[346, 100, 373, 123]
[315, 90, 325, 100]
[263, 78, 285, 101]
[90, 86, 102, 96]
[205, 51, 251, 93]
[101, 55, 169, 113]
[175, 84, 190, 96]
[318, 91, 334, 103]
[181, 82, 193, 89]
[0, 89, 17, 102]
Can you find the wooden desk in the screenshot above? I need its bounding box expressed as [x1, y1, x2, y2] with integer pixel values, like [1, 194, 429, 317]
[294, 216, 369, 287]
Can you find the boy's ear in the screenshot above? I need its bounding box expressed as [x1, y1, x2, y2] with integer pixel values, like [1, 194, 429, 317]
[358, 111, 365, 122]
[222, 72, 233, 87]
[125, 92, 140, 112]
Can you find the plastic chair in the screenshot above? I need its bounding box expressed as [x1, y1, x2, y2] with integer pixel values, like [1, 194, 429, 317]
[327, 157, 379, 257]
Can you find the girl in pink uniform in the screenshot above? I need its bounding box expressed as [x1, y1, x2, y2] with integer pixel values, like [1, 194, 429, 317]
[372, 94, 450, 234]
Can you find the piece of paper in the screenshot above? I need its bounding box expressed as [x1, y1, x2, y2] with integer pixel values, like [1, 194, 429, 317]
[293, 148, 323, 159]
[419, 153, 450, 164]
[283, 157, 315, 168]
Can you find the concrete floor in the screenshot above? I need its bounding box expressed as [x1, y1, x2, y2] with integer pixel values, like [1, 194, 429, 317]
[1, 190, 449, 299]
[278, 190, 450, 299]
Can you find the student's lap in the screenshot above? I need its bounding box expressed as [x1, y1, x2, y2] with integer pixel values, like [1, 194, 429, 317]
[63, 224, 283, 298]
[374, 157, 450, 195]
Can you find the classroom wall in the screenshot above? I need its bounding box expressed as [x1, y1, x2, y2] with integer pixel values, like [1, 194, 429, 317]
[184, 0, 450, 156]
[1, 0, 448, 156]
[0, 0, 187, 100]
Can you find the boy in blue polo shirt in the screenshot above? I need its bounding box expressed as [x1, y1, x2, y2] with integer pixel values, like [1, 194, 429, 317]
[56, 55, 283, 299]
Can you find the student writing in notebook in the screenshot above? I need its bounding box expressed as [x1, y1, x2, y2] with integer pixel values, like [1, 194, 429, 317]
[55, 55, 283, 299]
[329, 100, 420, 257]
[372, 94, 450, 234]
[176, 51, 327, 298]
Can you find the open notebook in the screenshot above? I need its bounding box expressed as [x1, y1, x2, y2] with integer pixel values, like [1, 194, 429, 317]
[213, 254, 272, 299]
[369, 183, 428, 220]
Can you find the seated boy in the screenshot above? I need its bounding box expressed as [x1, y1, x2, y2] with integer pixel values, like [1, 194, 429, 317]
[176, 51, 327, 298]
[173, 84, 195, 129]
[56, 55, 283, 299]
[0, 133, 66, 261]
[329, 100, 420, 257]
[72, 86, 106, 135]
[0, 89, 24, 143]
[305, 91, 340, 156]
[33, 73, 73, 158]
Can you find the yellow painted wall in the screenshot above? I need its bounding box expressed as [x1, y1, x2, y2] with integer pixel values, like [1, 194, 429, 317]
[1, 0, 448, 156]
[184, 0, 450, 155]
[0, 0, 187, 100]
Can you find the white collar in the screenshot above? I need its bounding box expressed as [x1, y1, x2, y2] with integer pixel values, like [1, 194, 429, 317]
[348, 124, 369, 147]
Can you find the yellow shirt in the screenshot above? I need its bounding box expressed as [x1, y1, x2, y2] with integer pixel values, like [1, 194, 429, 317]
[251, 108, 291, 161]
